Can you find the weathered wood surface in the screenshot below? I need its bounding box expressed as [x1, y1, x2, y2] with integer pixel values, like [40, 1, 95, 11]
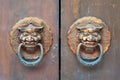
[61, 0, 120, 80]
[0, 0, 58, 80]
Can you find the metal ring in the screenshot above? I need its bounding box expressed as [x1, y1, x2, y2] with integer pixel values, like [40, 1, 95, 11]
[18, 43, 44, 67]
[77, 43, 103, 66]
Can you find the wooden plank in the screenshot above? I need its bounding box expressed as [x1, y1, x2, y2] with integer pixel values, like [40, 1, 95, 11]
[61, 0, 120, 80]
[0, 0, 59, 80]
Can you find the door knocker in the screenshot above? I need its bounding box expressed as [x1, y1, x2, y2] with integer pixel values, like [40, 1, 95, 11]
[10, 17, 53, 67]
[67, 17, 111, 66]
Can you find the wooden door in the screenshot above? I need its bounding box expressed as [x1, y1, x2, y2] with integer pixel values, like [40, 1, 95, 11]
[0, 0, 58, 80]
[61, 0, 120, 80]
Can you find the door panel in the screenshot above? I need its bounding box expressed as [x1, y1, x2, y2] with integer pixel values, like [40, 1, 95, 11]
[0, 0, 58, 80]
[61, 0, 120, 80]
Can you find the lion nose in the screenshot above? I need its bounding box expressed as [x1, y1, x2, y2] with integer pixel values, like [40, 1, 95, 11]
[87, 35, 94, 41]
[26, 36, 34, 42]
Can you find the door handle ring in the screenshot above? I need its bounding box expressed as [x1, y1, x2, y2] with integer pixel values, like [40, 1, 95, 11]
[77, 43, 103, 66]
[18, 43, 44, 67]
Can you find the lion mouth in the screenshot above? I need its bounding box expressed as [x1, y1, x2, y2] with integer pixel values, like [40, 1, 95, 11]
[82, 41, 98, 47]
[22, 42, 38, 47]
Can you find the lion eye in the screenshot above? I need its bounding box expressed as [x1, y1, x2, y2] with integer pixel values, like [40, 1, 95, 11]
[23, 32, 28, 36]
[92, 32, 98, 36]
[83, 33, 88, 36]
[32, 33, 37, 36]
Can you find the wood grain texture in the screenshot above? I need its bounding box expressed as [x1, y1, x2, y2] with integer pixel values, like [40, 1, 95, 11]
[0, 0, 59, 80]
[61, 0, 120, 80]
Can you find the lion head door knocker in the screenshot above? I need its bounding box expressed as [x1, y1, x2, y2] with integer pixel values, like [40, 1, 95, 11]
[67, 17, 111, 67]
[10, 17, 53, 67]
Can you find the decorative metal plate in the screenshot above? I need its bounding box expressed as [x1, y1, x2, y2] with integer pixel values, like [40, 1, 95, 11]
[10, 17, 53, 55]
[67, 17, 111, 59]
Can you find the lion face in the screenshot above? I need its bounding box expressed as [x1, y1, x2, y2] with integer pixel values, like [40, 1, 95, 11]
[19, 31, 41, 47]
[18, 24, 43, 47]
[77, 24, 103, 47]
[79, 31, 101, 47]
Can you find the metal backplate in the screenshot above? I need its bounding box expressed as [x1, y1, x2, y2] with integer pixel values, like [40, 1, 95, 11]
[67, 17, 111, 59]
[10, 17, 53, 55]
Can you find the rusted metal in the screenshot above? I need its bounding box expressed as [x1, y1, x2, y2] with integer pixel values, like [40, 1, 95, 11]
[10, 17, 53, 66]
[67, 16, 111, 60]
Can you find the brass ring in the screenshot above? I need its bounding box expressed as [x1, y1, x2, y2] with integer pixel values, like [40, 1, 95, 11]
[77, 43, 103, 66]
[18, 43, 44, 67]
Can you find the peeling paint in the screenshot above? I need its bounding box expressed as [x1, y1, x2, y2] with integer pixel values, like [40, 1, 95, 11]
[51, 53, 57, 64]
[52, 44, 58, 50]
